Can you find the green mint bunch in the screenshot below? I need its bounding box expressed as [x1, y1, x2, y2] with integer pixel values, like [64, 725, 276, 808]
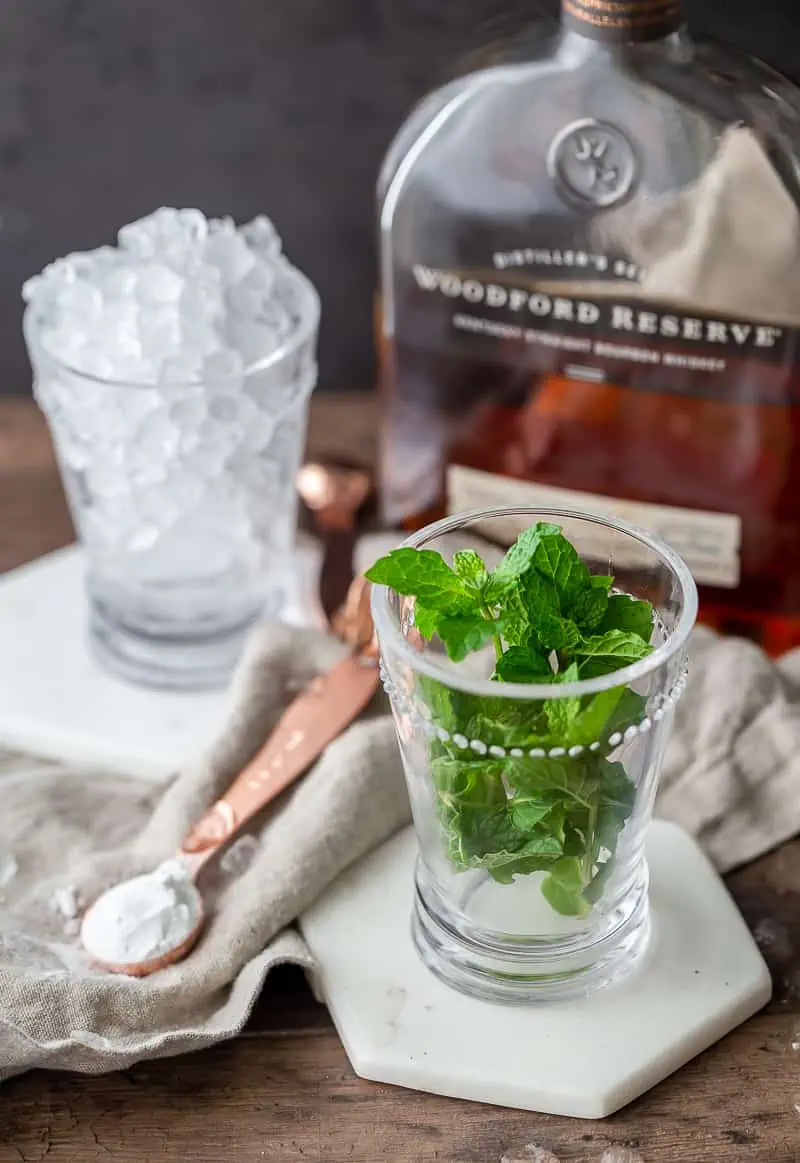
[366, 523, 655, 918]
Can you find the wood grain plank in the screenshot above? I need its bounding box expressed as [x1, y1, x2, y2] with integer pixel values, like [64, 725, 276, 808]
[0, 399, 74, 573]
[2, 1014, 798, 1163]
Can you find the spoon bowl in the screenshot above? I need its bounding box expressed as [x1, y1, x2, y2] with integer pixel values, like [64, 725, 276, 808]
[82, 896, 206, 977]
[80, 873, 206, 977]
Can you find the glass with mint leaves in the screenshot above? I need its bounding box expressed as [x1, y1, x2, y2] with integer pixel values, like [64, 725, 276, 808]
[368, 507, 697, 1004]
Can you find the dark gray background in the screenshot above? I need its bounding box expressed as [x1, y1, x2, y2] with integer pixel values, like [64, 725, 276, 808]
[2, 0, 798, 395]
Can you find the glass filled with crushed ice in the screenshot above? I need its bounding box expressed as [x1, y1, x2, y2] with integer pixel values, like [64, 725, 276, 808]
[24, 208, 320, 689]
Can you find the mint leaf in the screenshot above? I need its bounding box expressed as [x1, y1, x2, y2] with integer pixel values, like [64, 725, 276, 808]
[413, 600, 442, 640]
[432, 757, 526, 874]
[574, 629, 653, 677]
[510, 797, 559, 832]
[595, 761, 636, 850]
[466, 704, 550, 751]
[555, 660, 580, 684]
[365, 548, 466, 604]
[603, 687, 648, 739]
[414, 589, 480, 642]
[583, 860, 615, 905]
[491, 522, 561, 588]
[570, 581, 609, 632]
[493, 646, 552, 683]
[541, 857, 590, 918]
[521, 568, 561, 620]
[436, 613, 499, 663]
[529, 531, 591, 607]
[499, 587, 530, 648]
[544, 662, 581, 739]
[599, 593, 654, 642]
[535, 612, 581, 653]
[545, 696, 580, 739]
[453, 549, 489, 590]
[417, 674, 457, 732]
[583, 759, 636, 904]
[484, 833, 565, 884]
[569, 685, 625, 745]
[505, 753, 600, 804]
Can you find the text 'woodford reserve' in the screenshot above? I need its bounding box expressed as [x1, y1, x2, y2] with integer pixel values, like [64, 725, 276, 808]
[412, 266, 784, 350]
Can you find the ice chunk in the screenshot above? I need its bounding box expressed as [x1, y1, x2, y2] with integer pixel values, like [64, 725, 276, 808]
[204, 230, 255, 284]
[241, 215, 282, 260]
[58, 279, 103, 323]
[227, 261, 277, 317]
[203, 349, 244, 383]
[104, 265, 139, 299]
[135, 263, 184, 305]
[180, 267, 225, 320]
[80, 349, 116, 379]
[175, 208, 208, 244]
[70, 246, 118, 275]
[160, 353, 203, 383]
[139, 307, 182, 361]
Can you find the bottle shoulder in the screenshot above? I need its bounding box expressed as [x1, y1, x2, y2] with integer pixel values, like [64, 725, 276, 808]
[379, 31, 800, 237]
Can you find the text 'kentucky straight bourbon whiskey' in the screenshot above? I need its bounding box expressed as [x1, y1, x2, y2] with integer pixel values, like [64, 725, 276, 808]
[377, 0, 800, 652]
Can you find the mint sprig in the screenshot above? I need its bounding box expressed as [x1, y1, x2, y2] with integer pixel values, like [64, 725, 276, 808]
[366, 523, 655, 918]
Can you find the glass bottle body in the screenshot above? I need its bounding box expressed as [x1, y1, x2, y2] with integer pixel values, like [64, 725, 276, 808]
[379, 22, 800, 652]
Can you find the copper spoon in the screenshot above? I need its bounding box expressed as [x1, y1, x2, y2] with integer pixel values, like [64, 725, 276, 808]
[80, 585, 379, 977]
[296, 461, 372, 625]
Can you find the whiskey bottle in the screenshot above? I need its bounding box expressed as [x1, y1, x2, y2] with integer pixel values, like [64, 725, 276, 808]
[377, 0, 800, 653]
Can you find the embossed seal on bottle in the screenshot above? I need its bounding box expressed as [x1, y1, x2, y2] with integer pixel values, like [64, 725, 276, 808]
[548, 119, 638, 209]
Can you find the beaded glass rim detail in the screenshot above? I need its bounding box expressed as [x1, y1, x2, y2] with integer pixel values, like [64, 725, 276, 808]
[379, 662, 689, 759]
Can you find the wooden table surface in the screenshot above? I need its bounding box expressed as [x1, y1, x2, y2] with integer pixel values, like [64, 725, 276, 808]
[1, 395, 799, 1163]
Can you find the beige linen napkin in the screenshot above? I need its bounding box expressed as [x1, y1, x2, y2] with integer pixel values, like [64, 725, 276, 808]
[0, 623, 408, 1080]
[1, 618, 799, 1082]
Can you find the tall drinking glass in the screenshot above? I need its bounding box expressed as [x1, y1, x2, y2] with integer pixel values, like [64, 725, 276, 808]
[25, 264, 319, 690]
[372, 506, 697, 1003]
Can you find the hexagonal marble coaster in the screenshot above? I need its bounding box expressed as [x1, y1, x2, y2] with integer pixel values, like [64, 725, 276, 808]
[0, 541, 322, 780]
[300, 821, 771, 1119]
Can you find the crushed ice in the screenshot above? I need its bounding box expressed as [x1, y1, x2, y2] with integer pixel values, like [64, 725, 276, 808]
[23, 207, 296, 386]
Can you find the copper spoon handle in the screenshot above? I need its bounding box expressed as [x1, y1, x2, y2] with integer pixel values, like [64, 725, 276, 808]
[178, 645, 379, 877]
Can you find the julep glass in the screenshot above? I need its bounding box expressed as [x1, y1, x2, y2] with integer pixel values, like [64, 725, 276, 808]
[25, 264, 319, 690]
[371, 507, 697, 1004]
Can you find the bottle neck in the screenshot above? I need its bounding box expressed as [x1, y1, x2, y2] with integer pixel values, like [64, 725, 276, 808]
[561, 0, 683, 44]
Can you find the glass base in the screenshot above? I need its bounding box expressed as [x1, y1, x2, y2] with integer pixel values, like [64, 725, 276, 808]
[89, 598, 263, 690]
[411, 858, 652, 1005]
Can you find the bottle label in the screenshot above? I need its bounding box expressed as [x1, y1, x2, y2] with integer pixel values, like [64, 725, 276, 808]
[561, 0, 682, 43]
[448, 464, 742, 588]
[408, 266, 794, 398]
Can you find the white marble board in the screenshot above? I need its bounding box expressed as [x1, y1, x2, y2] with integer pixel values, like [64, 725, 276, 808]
[300, 821, 772, 1119]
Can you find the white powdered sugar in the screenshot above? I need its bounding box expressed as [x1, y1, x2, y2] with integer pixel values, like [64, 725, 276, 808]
[0, 851, 18, 888]
[80, 860, 201, 967]
[49, 884, 81, 921]
[23, 207, 294, 386]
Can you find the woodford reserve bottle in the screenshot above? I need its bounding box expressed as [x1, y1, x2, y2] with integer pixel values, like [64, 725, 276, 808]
[377, 0, 800, 652]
